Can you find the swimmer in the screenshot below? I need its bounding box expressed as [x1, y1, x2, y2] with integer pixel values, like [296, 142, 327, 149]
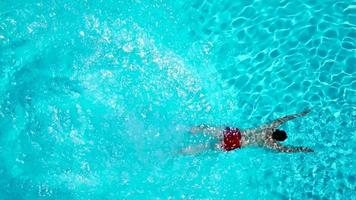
[181, 109, 314, 154]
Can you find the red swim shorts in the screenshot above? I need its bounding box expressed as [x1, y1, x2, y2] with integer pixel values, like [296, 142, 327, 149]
[221, 127, 242, 151]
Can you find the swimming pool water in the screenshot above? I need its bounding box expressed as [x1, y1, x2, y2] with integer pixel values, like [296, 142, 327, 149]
[0, 0, 355, 199]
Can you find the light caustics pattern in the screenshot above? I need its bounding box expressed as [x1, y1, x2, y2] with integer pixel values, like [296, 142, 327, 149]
[0, 0, 355, 199]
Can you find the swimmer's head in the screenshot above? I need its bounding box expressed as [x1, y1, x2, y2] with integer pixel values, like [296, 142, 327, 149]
[272, 129, 287, 141]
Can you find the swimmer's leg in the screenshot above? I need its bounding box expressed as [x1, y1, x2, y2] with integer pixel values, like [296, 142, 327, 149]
[179, 142, 223, 155]
[179, 143, 212, 155]
[190, 125, 225, 139]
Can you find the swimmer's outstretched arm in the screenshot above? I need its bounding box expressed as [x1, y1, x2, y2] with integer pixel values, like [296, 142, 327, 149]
[269, 108, 311, 128]
[270, 143, 314, 153]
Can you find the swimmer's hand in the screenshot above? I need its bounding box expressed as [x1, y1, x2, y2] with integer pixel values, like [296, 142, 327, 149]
[299, 108, 312, 117]
[298, 147, 314, 152]
[272, 143, 314, 153]
[270, 108, 312, 128]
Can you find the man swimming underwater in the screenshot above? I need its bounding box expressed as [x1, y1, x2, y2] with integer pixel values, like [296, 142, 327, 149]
[181, 109, 314, 154]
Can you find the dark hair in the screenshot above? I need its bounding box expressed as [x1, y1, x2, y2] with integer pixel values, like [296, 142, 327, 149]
[272, 129, 287, 141]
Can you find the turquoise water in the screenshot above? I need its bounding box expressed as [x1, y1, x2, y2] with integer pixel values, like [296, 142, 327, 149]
[0, 0, 355, 199]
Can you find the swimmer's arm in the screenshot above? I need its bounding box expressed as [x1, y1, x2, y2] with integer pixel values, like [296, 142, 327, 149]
[271, 143, 314, 153]
[269, 109, 311, 128]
